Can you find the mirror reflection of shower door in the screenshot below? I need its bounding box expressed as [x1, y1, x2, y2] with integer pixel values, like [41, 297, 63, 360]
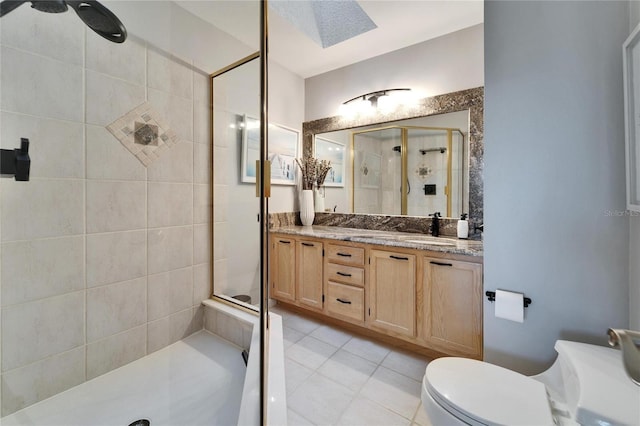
[352, 128, 403, 215]
[353, 126, 465, 217]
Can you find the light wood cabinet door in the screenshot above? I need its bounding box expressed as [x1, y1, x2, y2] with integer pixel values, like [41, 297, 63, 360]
[296, 240, 324, 310]
[369, 249, 416, 337]
[421, 257, 482, 358]
[271, 236, 296, 302]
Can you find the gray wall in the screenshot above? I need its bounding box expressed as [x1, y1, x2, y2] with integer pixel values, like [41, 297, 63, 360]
[484, 1, 630, 374]
[628, 1, 640, 331]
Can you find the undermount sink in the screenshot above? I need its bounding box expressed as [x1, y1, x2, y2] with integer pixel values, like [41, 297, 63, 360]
[352, 234, 457, 246]
[403, 239, 456, 246]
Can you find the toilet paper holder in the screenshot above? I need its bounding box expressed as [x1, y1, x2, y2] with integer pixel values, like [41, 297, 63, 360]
[485, 291, 532, 307]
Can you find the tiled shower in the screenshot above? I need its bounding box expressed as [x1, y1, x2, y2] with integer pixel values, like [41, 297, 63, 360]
[0, 5, 213, 415]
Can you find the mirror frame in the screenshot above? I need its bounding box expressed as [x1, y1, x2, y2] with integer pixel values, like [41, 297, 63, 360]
[302, 86, 484, 225]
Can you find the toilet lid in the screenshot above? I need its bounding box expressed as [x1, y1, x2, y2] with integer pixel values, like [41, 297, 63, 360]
[425, 358, 554, 426]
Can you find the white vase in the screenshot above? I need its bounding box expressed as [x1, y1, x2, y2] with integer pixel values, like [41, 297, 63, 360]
[300, 189, 315, 226]
[314, 188, 325, 213]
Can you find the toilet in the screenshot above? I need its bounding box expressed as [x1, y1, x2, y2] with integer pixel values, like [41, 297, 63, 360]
[422, 340, 640, 426]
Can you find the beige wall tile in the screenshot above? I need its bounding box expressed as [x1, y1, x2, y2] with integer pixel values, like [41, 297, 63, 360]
[147, 141, 194, 183]
[0, 5, 83, 65]
[86, 325, 146, 380]
[85, 70, 145, 126]
[194, 104, 211, 145]
[193, 70, 210, 105]
[213, 259, 229, 295]
[147, 267, 193, 321]
[148, 226, 193, 274]
[1, 46, 83, 122]
[1, 112, 84, 179]
[147, 308, 198, 353]
[87, 277, 147, 342]
[1, 236, 84, 306]
[213, 222, 227, 261]
[2, 291, 84, 371]
[213, 184, 228, 223]
[148, 182, 193, 228]
[86, 31, 146, 85]
[194, 142, 212, 184]
[193, 263, 211, 306]
[194, 184, 212, 224]
[86, 230, 147, 287]
[86, 125, 146, 181]
[213, 146, 229, 185]
[147, 49, 193, 100]
[148, 88, 193, 142]
[194, 223, 211, 265]
[87, 181, 146, 233]
[1, 179, 84, 242]
[1, 347, 85, 416]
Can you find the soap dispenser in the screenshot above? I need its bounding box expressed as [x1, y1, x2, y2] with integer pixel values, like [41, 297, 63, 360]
[457, 213, 469, 239]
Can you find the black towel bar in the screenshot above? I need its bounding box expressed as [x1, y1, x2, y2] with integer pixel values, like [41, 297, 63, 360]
[485, 291, 532, 308]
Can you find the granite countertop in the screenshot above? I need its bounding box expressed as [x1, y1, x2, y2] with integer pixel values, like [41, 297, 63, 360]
[271, 225, 483, 257]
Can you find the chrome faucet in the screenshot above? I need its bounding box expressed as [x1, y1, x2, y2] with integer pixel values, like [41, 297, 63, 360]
[608, 328, 640, 386]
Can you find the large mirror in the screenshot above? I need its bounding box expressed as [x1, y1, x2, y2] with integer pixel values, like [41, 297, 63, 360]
[302, 87, 484, 224]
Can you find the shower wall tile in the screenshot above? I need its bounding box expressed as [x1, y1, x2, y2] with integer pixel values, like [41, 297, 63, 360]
[0, 112, 84, 179]
[0, 46, 83, 122]
[85, 70, 145, 126]
[213, 146, 229, 185]
[1, 291, 84, 372]
[194, 142, 212, 184]
[86, 230, 147, 287]
[0, 346, 85, 416]
[194, 223, 211, 265]
[194, 184, 212, 224]
[148, 182, 193, 228]
[193, 263, 211, 305]
[214, 259, 229, 295]
[147, 308, 199, 353]
[213, 222, 228, 261]
[0, 6, 84, 65]
[86, 181, 147, 233]
[147, 141, 194, 183]
[1, 236, 84, 307]
[147, 49, 193, 100]
[213, 184, 228, 223]
[193, 71, 210, 105]
[148, 88, 194, 142]
[148, 226, 193, 274]
[147, 267, 193, 321]
[86, 277, 147, 343]
[86, 125, 147, 181]
[194, 104, 211, 145]
[86, 325, 146, 380]
[86, 32, 146, 85]
[0, 179, 84, 242]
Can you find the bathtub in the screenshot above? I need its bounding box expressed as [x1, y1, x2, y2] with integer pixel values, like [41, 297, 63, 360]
[1, 300, 286, 426]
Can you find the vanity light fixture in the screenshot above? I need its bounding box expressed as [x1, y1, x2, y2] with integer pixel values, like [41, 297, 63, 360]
[338, 88, 415, 117]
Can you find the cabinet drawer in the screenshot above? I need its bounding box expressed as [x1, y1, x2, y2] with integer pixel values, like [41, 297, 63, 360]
[326, 263, 364, 287]
[326, 282, 364, 323]
[326, 244, 365, 266]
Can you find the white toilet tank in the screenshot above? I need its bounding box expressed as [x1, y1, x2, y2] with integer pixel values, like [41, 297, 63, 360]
[544, 340, 640, 426]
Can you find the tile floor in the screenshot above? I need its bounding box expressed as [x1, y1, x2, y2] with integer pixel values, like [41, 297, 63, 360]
[271, 304, 433, 426]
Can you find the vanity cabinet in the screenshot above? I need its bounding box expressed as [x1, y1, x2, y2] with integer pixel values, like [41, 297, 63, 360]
[419, 257, 483, 358]
[296, 239, 324, 311]
[369, 249, 416, 337]
[271, 236, 296, 301]
[269, 232, 483, 359]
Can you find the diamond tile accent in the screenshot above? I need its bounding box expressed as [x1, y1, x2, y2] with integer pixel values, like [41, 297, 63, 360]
[106, 102, 180, 167]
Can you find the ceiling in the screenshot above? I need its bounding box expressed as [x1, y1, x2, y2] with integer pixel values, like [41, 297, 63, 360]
[176, 1, 483, 79]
